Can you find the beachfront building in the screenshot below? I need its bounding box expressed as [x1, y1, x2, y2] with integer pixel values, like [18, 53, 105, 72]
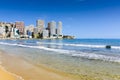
[14, 28, 20, 38]
[36, 19, 44, 34]
[0, 20, 64, 39]
[49, 21, 57, 38]
[25, 25, 35, 38]
[0, 25, 5, 38]
[24, 26, 28, 36]
[28, 25, 34, 33]
[10, 27, 15, 38]
[4, 23, 12, 37]
[46, 22, 51, 37]
[15, 21, 25, 35]
[0, 22, 14, 38]
[43, 29, 49, 39]
[33, 27, 39, 38]
[10, 24, 16, 38]
[33, 27, 38, 34]
[57, 21, 63, 38]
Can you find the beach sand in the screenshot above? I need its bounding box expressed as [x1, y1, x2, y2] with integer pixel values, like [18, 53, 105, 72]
[0, 51, 22, 80]
[0, 66, 19, 80]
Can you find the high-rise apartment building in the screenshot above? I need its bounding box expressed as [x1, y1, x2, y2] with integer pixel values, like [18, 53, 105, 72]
[49, 21, 56, 38]
[43, 29, 49, 39]
[36, 20, 44, 34]
[46, 22, 51, 37]
[47, 22, 51, 30]
[57, 21, 63, 38]
[15, 21, 24, 35]
[33, 27, 38, 34]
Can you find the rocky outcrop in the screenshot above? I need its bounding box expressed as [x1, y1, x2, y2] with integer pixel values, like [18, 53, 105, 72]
[63, 35, 75, 39]
[105, 45, 111, 49]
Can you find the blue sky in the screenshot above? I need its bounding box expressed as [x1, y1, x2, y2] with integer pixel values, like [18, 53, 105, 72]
[0, 0, 120, 38]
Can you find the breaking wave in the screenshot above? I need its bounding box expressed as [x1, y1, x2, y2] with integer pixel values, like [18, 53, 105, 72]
[37, 42, 120, 49]
[71, 52, 120, 63]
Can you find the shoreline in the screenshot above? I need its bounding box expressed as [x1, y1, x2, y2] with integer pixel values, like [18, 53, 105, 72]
[0, 48, 100, 80]
[0, 50, 77, 80]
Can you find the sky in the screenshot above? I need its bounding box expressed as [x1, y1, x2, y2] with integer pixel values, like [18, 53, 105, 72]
[0, 0, 120, 38]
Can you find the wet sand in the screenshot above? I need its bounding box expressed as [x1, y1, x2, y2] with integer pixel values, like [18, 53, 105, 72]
[0, 51, 22, 80]
[0, 66, 20, 80]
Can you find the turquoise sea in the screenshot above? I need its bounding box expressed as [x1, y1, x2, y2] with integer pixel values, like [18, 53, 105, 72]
[0, 39, 120, 79]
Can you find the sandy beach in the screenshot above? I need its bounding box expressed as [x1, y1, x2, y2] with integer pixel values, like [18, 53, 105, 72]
[0, 66, 20, 80]
[0, 58, 22, 80]
[0, 49, 101, 80]
[0, 48, 120, 80]
[0, 50, 77, 80]
[0, 51, 22, 80]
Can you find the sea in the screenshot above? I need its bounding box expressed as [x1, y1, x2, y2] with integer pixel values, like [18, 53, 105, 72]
[0, 39, 120, 79]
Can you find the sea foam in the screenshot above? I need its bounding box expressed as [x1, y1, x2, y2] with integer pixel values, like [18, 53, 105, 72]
[0, 42, 74, 54]
[37, 42, 120, 50]
[0, 42, 120, 63]
[72, 52, 120, 63]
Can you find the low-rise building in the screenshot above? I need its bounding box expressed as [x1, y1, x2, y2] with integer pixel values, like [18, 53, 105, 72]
[15, 21, 24, 35]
